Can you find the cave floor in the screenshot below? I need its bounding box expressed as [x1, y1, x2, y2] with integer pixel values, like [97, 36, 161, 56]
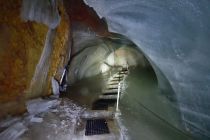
[0, 97, 121, 140]
[0, 68, 127, 140]
[21, 98, 121, 140]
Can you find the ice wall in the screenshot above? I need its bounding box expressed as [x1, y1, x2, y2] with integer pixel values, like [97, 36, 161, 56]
[21, 0, 60, 29]
[85, 0, 210, 139]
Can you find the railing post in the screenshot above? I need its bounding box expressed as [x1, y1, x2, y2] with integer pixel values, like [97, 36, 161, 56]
[116, 82, 121, 112]
[60, 68, 66, 85]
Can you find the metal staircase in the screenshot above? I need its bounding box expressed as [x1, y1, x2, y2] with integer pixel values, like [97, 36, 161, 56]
[84, 67, 129, 138]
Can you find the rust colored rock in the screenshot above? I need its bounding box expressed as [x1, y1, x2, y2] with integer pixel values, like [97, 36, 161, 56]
[64, 0, 109, 36]
[0, 0, 70, 118]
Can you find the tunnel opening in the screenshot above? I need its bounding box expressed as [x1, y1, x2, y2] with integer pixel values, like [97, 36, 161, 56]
[61, 24, 191, 139]
[64, 31, 154, 105]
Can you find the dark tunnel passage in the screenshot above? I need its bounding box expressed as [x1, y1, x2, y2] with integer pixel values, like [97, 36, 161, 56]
[0, 0, 210, 140]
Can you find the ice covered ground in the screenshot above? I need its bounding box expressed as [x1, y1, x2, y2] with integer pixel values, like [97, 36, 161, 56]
[0, 97, 86, 140]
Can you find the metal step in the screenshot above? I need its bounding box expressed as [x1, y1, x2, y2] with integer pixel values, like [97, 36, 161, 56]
[107, 87, 118, 90]
[112, 75, 123, 78]
[103, 92, 117, 95]
[108, 82, 118, 85]
[110, 79, 121, 82]
[99, 95, 117, 100]
[106, 86, 118, 89]
[108, 80, 119, 83]
[102, 89, 118, 94]
[92, 99, 116, 110]
[85, 119, 110, 136]
[81, 110, 114, 120]
[114, 75, 124, 78]
[119, 71, 128, 74]
[121, 68, 128, 71]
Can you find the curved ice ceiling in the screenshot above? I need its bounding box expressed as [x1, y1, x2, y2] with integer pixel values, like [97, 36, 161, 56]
[85, 0, 210, 139]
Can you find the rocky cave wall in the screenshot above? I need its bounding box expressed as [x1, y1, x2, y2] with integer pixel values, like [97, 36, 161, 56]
[0, 0, 70, 118]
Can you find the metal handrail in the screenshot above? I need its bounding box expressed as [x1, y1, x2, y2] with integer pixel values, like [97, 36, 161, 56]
[116, 67, 128, 112]
[116, 82, 121, 112]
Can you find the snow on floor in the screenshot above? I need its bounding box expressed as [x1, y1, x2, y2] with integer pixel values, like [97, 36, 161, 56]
[0, 122, 28, 140]
[0, 98, 86, 140]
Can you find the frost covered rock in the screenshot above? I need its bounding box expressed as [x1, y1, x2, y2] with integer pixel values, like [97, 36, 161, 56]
[26, 98, 60, 115]
[30, 116, 43, 123]
[0, 122, 27, 140]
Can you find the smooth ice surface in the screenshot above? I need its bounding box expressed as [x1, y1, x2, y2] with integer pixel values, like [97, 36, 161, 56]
[0, 122, 27, 140]
[21, 0, 60, 29]
[30, 116, 43, 123]
[51, 77, 60, 95]
[85, 1, 210, 139]
[26, 98, 60, 115]
[0, 117, 21, 129]
[120, 66, 192, 140]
